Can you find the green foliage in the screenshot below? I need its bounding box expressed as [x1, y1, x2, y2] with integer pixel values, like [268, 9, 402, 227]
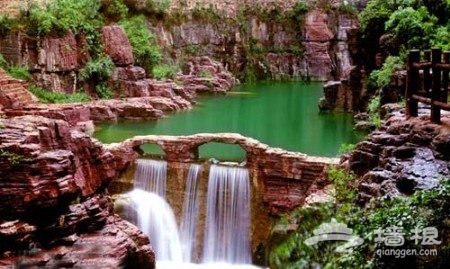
[78, 55, 115, 82]
[120, 16, 162, 75]
[0, 15, 12, 36]
[0, 54, 33, 81]
[337, 1, 358, 16]
[431, 24, 450, 50]
[146, 0, 171, 14]
[0, 54, 7, 68]
[101, 0, 129, 22]
[328, 166, 358, 212]
[385, 6, 437, 49]
[29, 86, 90, 103]
[0, 149, 24, 166]
[7, 66, 32, 81]
[369, 56, 404, 90]
[271, 170, 450, 269]
[269, 203, 340, 269]
[191, 3, 219, 22]
[23, 0, 103, 36]
[95, 83, 114, 99]
[199, 70, 212, 78]
[368, 95, 382, 129]
[338, 143, 356, 155]
[152, 64, 177, 80]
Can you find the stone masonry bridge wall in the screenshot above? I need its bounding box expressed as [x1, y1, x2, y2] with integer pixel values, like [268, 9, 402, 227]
[108, 132, 339, 215]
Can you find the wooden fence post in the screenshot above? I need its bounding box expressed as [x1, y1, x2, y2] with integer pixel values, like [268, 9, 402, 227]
[406, 50, 420, 117]
[431, 48, 442, 123]
[423, 50, 432, 96]
[442, 52, 450, 103]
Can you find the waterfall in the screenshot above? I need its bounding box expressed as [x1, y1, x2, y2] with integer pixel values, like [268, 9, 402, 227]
[133, 159, 167, 197]
[130, 189, 183, 262]
[202, 164, 252, 264]
[130, 159, 182, 262]
[180, 164, 202, 263]
[128, 159, 257, 268]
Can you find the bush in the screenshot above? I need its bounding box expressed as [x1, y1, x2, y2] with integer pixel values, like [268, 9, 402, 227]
[270, 170, 450, 269]
[368, 95, 382, 128]
[0, 54, 7, 68]
[120, 16, 162, 75]
[338, 143, 356, 155]
[369, 56, 404, 90]
[0, 15, 12, 36]
[95, 83, 114, 99]
[338, 1, 358, 16]
[101, 0, 129, 22]
[152, 64, 177, 80]
[385, 6, 437, 50]
[146, 0, 171, 14]
[78, 55, 115, 82]
[24, 0, 103, 37]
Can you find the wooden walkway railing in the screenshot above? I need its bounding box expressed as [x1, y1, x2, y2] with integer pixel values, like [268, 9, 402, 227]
[406, 48, 450, 123]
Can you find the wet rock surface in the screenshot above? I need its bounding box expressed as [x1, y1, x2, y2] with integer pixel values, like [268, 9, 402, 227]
[343, 115, 450, 203]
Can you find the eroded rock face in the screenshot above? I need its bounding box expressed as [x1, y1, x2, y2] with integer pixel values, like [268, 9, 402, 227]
[178, 56, 240, 94]
[0, 116, 115, 218]
[101, 26, 134, 66]
[0, 116, 155, 268]
[343, 115, 450, 204]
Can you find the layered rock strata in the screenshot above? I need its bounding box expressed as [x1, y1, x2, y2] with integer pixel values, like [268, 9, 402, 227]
[0, 116, 155, 268]
[342, 112, 450, 203]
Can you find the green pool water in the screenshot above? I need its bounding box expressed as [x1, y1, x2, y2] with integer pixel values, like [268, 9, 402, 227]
[93, 82, 364, 159]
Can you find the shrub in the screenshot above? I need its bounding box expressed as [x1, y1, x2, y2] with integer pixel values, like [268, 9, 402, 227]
[24, 0, 103, 37]
[101, 0, 129, 22]
[95, 83, 114, 99]
[368, 95, 382, 128]
[338, 1, 358, 16]
[152, 64, 177, 80]
[0, 54, 7, 68]
[369, 56, 404, 90]
[0, 15, 12, 36]
[270, 169, 450, 269]
[120, 16, 162, 75]
[146, 0, 171, 14]
[338, 143, 356, 155]
[78, 55, 115, 82]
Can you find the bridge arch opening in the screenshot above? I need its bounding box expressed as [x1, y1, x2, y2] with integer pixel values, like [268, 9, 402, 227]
[137, 143, 165, 159]
[198, 142, 247, 162]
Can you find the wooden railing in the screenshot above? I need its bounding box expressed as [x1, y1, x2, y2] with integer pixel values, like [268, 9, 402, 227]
[406, 48, 450, 123]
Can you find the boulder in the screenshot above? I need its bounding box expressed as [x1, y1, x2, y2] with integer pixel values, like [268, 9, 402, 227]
[101, 26, 134, 66]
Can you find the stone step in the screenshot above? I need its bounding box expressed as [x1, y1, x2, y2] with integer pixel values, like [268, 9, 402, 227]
[0, 68, 38, 106]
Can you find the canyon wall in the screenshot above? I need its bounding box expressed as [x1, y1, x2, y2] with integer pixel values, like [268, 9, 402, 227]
[150, 7, 359, 81]
[0, 1, 360, 96]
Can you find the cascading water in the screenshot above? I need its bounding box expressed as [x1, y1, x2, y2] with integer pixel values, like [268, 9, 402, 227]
[133, 159, 167, 197]
[180, 164, 202, 263]
[129, 159, 182, 262]
[130, 189, 183, 262]
[128, 159, 259, 269]
[202, 164, 252, 264]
